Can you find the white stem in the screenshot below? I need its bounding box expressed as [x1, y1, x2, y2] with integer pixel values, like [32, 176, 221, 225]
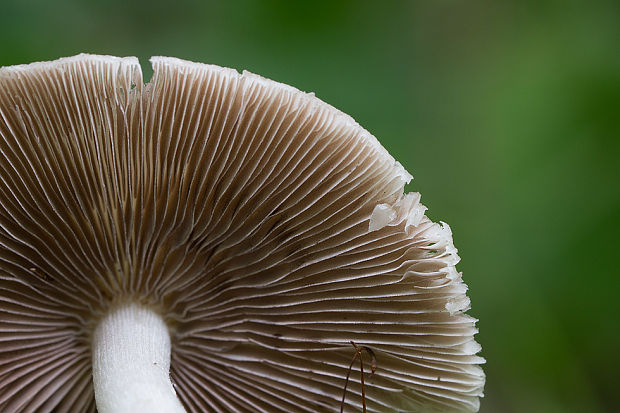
[92, 303, 186, 413]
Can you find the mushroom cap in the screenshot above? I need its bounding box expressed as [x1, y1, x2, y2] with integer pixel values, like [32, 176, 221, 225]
[0, 55, 485, 412]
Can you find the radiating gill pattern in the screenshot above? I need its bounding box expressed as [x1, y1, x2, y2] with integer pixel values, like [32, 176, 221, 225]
[0, 55, 484, 412]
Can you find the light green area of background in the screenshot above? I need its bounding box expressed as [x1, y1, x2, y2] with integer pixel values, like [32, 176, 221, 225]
[1, 1, 618, 412]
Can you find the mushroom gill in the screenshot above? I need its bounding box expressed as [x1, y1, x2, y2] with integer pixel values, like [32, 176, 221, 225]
[0, 54, 485, 412]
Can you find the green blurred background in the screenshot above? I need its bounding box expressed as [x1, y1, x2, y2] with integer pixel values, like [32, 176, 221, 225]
[1, 1, 618, 412]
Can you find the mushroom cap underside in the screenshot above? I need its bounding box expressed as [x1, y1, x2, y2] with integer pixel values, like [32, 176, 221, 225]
[0, 54, 484, 412]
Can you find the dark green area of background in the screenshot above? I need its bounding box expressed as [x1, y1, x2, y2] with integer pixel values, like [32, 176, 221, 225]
[1, 1, 619, 412]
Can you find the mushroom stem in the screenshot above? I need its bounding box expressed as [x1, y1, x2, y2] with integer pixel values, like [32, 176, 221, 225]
[92, 303, 186, 413]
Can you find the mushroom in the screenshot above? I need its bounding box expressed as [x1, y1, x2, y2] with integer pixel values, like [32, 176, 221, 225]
[0, 54, 485, 412]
